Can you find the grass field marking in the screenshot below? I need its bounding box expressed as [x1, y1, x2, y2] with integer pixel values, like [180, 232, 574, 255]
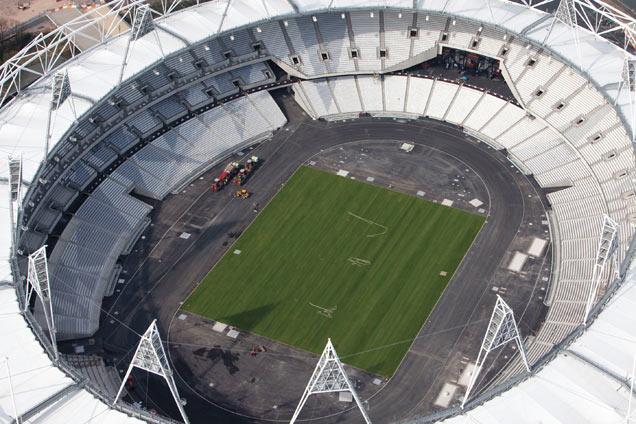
[348, 257, 371, 267]
[309, 302, 337, 318]
[347, 211, 388, 238]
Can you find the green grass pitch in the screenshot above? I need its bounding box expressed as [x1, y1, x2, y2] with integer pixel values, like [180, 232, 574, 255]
[183, 166, 484, 376]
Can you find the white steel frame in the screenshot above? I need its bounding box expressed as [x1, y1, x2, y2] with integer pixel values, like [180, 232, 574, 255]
[0, 0, 635, 105]
[114, 320, 190, 424]
[583, 214, 619, 324]
[290, 338, 371, 424]
[119, 4, 165, 84]
[628, 353, 636, 423]
[23, 245, 58, 361]
[618, 55, 636, 141]
[45, 70, 76, 154]
[3, 357, 20, 424]
[545, 0, 583, 68]
[461, 295, 529, 408]
[7, 155, 22, 254]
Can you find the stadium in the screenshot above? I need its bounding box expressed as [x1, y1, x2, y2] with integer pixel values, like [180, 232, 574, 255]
[1, 0, 636, 422]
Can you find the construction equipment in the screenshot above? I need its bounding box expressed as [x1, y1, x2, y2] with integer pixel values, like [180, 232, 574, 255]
[232, 156, 260, 186]
[211, 161, 239, 192]
[233, 189, 251, 199]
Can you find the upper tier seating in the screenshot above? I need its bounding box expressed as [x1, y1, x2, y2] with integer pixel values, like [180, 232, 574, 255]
[39, 92, 286, 340]
[113, 91, 286, 200]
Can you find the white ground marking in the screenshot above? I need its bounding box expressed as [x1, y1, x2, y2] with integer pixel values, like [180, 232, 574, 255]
[309, 302, 337, 318]
[348, 257, 371, 267]
[347, 211, 388, 238]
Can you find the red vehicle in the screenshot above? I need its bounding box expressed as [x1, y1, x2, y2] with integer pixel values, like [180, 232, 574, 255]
[211, 161, 239, 192]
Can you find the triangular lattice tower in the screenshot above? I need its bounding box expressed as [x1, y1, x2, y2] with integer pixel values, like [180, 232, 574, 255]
[51, 70, 72, 111]
[114, 320, 189, 424]
[584, 214, 619, 324]
[290, 339, 371, 423]
[46, 70, 76, 154]
[119, 4, 163, 83]
[461, 296, 529, 408]
[545, 0, 582, 68]
[7, 155, 22, 251]
[24, 245, 58, 360]
[620, 54, 636, 142]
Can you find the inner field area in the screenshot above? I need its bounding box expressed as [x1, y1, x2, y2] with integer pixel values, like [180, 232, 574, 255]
[183, 165, 485, 376]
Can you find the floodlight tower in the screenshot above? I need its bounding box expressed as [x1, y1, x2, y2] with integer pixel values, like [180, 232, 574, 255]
[544, 0, 582, 70]
[618, 53, 636, 142]
[119, 4, 164, 84]
[461, 296, 529, 408]
[114, 320, 190, 424]
[290, 339, 371, 424]
[45, 70, 76, 154]
[7, 155, 22, 254]
[24, 245, 58, 361]
[583, 214, 619, 324]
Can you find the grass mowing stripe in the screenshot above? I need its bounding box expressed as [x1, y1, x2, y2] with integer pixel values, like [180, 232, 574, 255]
[183, 166, 484, 376]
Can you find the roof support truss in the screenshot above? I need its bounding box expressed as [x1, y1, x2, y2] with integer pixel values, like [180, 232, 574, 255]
[461, 295, 529, 408]
[584, 214, 619, 324]
[290, 339, 371, 423]
[114, 320, 190, 424]
[24, 245, 58, 361]
[7, 155, 22, 255]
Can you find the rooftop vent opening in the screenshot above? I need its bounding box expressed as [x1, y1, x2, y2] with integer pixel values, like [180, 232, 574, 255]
[590, 133, 603, 143]
[291, 55, 301, 65]
[320, 51, 330, 61]
[409, 28, 419, 38]
[534, 88, 545, 97]
[615, 170, 629, 180]
[441, 32, 448, 42]
[622, 190, 636, 200]
[350, 48, 359, 59]
[379, 48, 387, 59]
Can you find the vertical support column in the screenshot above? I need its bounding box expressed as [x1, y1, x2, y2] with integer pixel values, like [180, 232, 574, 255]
[4, 358, 20, 424]
[544, 0, 582, 70]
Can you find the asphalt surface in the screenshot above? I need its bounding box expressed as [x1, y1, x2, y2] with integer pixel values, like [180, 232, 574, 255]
[78, 92, 549, 424]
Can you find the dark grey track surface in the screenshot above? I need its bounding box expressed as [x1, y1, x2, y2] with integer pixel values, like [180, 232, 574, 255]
[85, 93, 550, 424]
